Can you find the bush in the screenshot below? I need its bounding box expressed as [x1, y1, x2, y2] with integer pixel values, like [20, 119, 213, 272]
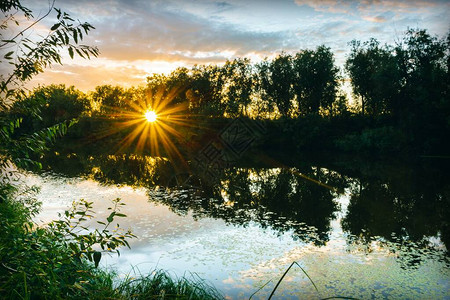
[336, 126, 406, 153]
[0, 184, 133, 299]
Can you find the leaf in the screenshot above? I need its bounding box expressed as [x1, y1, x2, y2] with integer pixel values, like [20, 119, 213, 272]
[93, 251, 101, 268]
[4, 51, 14, 59]
[75, 48, 84, 58]
[50, 23, 60, 31]
[69, 243, 79, 254]
[106, 212, 115, 223]
[1, 39, 16, 44]
[56, 30, 65, 45]
[68, 47, 74, 59]
[55, 8, 61, 19]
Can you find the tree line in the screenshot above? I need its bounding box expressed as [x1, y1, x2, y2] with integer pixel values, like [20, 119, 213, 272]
[7, 28, 450, 155]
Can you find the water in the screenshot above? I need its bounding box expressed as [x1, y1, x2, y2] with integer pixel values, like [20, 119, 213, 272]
[23, 153, 450, 299]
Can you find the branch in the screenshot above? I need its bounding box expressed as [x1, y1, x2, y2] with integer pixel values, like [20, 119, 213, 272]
[0, 0, 55, 49]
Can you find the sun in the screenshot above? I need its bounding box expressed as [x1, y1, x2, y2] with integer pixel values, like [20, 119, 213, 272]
[144, 110, 158, 122]
[97, 84, 192, 164]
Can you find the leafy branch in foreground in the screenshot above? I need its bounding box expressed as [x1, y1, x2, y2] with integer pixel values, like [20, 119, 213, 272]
[0, 192, 136, 298]
[1, 0, 99, 107]
[49, 198, 136, 267]
[0, 117, 77, 173]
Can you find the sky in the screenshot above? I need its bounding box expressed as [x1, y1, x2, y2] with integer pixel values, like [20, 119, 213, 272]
[3, 0, 450, 91]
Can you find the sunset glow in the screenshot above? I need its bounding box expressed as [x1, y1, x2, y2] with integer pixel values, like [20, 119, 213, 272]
[23, 0, 448, 92]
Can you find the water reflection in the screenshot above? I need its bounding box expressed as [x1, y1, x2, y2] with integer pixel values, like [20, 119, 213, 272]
[37, 151, 449, 270]
[153, 167, 344, 246]
[340, 161, 450, 269]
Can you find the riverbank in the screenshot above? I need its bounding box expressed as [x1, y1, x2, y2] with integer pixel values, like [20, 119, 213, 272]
[0, 180, 224, 299]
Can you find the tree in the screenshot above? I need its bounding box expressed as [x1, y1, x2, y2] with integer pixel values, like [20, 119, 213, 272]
[345, 39, 399, 117]
[257, 53, 294, 117]
[394, 28, 449, 148]
[16, 84, 89, 129]
[292, 46, 340, 115]
[1, 0, 98, 108]
[222, 58, 254, 117]
[187, 64, 225, 117]
[163, 67, 192, 106]
[91, 85, 125, 114]
[145, 67, 192, 113]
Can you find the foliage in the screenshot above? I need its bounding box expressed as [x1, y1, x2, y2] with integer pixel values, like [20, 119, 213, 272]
[131, 47, 341, 119]
[222, 58, 254, 117]
[49, 198, 135, 264]
[0, 0, 98, 108]
[0, 116, 75, 171]
[12, 84, 90, 131]
[335, 126, 406, 153]
[343, 28, 449, 153]
[345, 39, 399, 116]
[0, 183, 135, 299]
[257, 53, 294, 117]
[102, 269, 225, 300]
[188, 64, 226, 116]
[0, 182, 221, 299]
[293, 46, 340, 115]
[91, 85, 126, 114]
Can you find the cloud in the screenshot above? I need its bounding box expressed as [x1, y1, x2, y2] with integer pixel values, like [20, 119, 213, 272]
[61, 0, 298, 64]
[295, 0, 449, 14]
[361, 15, 388, 23]
[294, 0, 354, 14]
[13, 0, 448, 91]
[26, 63, 149, 92]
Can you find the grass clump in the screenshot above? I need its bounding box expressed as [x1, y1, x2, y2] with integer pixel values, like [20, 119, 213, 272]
[92, 269, 224, 300]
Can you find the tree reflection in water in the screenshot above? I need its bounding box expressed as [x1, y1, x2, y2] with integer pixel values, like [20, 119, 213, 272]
[36, 151, 450, 269]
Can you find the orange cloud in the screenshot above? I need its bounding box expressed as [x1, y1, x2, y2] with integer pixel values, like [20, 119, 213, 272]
[361, 15, 388, 22]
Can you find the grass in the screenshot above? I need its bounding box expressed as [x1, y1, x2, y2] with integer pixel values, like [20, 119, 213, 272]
[64, 268, 225, 300]
[111, 270, 223, 299]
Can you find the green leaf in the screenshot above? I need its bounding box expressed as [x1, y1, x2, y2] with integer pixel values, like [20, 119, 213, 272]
[93, 251, 102, 267]
[106, 212, 115, 223]
[55, 8, 61, 19]
[75, 48, 84, 58]
[4, 51, 14, 59]
[56, 30, 65, 45]
[68, 47, 74, 59]
[50, 23, 60, 31]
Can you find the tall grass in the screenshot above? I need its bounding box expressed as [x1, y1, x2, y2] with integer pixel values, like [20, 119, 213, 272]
[66, 268, 225, 300]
